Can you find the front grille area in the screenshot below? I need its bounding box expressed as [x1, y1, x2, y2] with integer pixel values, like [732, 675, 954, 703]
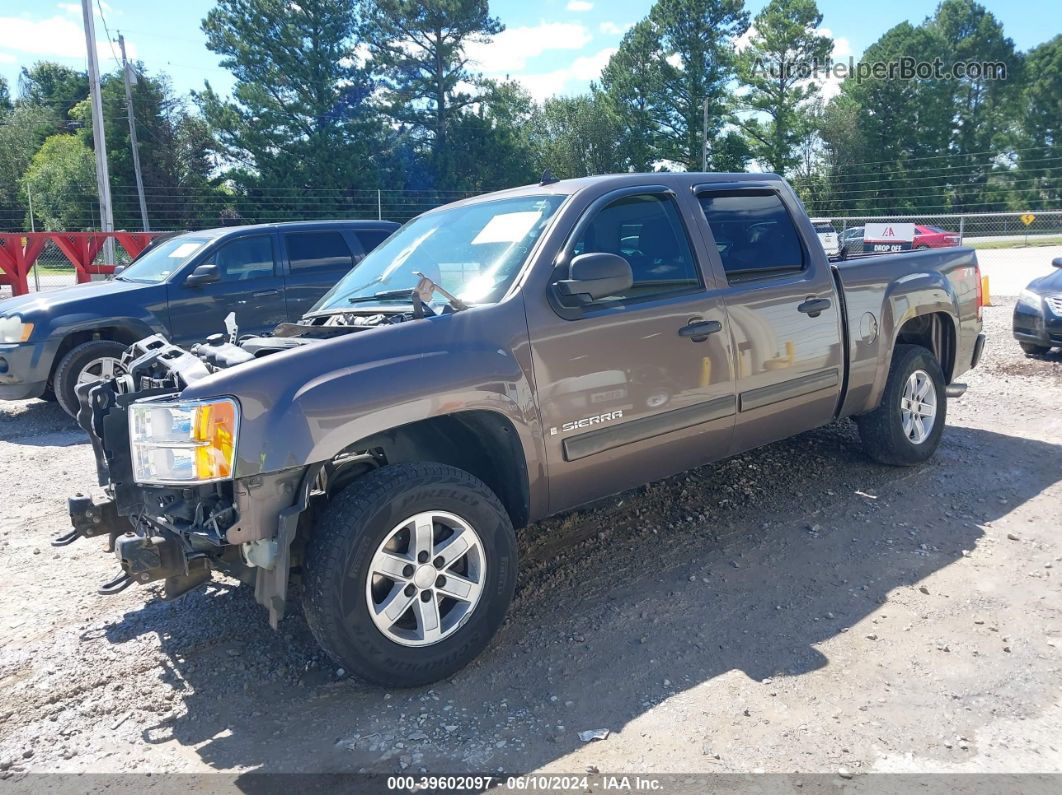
[1046, 295, 1062, 315]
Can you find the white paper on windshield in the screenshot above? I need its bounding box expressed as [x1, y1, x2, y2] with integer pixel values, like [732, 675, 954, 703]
[471, 212, 541, 245]
[169, 242, 203, 258]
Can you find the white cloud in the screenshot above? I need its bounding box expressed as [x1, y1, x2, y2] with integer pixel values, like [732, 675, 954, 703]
[518, 47, 617, 102]
[0, 14, 134, 66]
[466, 22, 592, 75]
[566, 1, 593, 10]
[815, 28, 852, 100]
[598, 21, 632, 36]
[734, 25, 756, 52]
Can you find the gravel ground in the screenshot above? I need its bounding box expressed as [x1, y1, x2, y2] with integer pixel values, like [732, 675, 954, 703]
[0, 299, 1059, 782]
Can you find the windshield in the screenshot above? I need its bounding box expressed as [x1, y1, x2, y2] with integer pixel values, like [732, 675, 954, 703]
[118, 235, 210, 283]
[312, 195, 566, 312]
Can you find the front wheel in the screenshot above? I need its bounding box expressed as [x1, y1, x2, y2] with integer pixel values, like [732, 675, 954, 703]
[53, 340, 128, 417]
[856, 344, 947, 466]
[1020, 341, 1051, 356]
[302, 462, 517, 687]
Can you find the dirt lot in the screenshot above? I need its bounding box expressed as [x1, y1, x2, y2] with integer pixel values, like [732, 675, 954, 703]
[0, 298, 1059, 782]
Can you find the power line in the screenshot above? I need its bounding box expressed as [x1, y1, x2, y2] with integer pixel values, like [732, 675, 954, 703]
[95, 0, 124, 72]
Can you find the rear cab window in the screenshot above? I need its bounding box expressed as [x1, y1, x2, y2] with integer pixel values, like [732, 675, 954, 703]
[285, 231, 354, 272]
[354, 228, 394, 255]
[698, 191, 806, 283]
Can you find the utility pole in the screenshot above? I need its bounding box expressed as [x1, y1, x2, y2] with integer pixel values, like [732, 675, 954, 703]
[118, 33, 149, 231]
[701, 98, 710, 172]
[81, 0, 115, 265]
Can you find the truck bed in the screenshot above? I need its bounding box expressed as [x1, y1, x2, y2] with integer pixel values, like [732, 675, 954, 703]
[834, 246, 983, 418]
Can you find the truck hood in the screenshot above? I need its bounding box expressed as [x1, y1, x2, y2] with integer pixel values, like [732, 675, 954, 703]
[0, 278, 159, 318]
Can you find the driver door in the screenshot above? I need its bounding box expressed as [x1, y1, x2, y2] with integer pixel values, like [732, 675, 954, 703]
[166, 233, 288, 344]
[525, 189, 736, 514]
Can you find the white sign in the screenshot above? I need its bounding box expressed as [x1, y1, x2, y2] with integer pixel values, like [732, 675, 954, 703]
[863, 223, 915, 243]
[471, 212, 542, 245]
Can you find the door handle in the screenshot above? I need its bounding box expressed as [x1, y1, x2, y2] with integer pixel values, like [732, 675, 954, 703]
[678, 319, 722, 341]
[797, 297, 831, 318]
[253, 289, 281, 298]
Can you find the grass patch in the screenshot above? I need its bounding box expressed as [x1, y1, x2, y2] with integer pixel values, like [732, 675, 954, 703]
[970, 235, 1062, 250]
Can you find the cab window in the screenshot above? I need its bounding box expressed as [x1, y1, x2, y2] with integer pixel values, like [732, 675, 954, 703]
[211, 236, 276, 281]
[285, 231, 354, 272]
[572, 194, 701, 303]
[699, 191, 805, 281]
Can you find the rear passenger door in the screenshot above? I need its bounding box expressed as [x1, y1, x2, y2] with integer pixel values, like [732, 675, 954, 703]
[694, 185, 844, 452]
[280, 230, 358, 320]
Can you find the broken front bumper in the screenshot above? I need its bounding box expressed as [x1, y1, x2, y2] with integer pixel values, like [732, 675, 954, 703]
[60, 335, 315, 625]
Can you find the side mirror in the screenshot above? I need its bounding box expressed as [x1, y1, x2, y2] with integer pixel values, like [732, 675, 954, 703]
[112, 265, 126, 276]
[553, 252, 633, 307]
[1052, 257, 1062, 269]
[185, 263, 220, 287]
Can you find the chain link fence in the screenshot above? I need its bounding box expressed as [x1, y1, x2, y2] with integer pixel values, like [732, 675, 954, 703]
[4, 199, 1060, 298]
[814, 210, 1062, 296]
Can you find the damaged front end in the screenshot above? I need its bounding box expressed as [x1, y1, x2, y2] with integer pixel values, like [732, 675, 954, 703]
[61, 334, 317, 626]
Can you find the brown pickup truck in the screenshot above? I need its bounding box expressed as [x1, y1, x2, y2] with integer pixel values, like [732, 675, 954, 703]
[64, 173, 985, 687]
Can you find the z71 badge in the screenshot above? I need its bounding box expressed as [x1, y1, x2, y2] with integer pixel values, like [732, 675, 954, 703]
[550, 410, 624, 436]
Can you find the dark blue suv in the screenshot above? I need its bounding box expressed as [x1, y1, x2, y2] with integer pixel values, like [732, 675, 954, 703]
[0, 220, 397, 415]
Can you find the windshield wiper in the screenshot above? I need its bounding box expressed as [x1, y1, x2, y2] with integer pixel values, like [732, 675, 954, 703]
[347, 289, 418, 304]
[346, 277, 469, 315]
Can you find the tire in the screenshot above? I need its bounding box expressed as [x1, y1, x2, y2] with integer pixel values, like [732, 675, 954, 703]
[303, 462, 517, 688]
[53, 340, 128, 418]
[1020, 342, 1051, 356]
[855, 344, 947, 466]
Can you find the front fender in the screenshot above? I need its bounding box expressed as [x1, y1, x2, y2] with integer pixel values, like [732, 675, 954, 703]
[180, 299, 546, 512]
[49, 314, 164, 343]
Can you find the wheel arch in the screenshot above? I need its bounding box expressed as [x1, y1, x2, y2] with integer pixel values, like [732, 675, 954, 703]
[326, 410, 532, 530]
[855, 271, 961, 416]
[47, 318, 156, 384]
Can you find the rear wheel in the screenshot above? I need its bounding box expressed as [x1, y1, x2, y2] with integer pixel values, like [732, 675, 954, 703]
[1019, 341, 1051, 356]
[302, 462, 517, 687]
[856, 344, 946, 466]
[53, 340, 128, 417]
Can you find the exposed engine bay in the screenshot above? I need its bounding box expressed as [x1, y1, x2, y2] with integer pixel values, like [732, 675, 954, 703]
[121, 308, 419, 390]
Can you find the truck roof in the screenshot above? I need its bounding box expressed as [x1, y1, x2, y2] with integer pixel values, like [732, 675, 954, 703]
[189, 219, 401, 239]
[440, 172, 789, 209]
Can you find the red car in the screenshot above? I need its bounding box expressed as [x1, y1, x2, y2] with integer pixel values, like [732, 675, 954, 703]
[914, 225, 961, 249]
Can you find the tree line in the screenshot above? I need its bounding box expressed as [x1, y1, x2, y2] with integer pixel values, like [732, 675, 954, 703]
[0, 0, 1058, 232]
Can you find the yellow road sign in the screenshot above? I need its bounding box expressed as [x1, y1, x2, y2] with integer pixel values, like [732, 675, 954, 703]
[1020, 213, 1036, 226]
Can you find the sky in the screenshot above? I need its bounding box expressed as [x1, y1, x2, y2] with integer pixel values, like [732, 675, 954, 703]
[0, 0, 1059, 106]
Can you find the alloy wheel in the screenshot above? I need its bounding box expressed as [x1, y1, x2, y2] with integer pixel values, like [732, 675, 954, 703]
[365, 511, 486, 647]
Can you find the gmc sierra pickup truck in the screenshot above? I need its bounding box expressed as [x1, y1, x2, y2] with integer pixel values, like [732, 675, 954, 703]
[61, 173, 985, 687]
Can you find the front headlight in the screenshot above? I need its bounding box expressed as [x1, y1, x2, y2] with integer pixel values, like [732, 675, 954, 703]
[129, 398, 239, 485]
[1018, 289, 1042, 310]
[0, 315, 34, 343]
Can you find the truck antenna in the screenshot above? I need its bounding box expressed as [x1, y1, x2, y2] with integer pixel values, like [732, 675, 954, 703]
[540, 169, 559, 186]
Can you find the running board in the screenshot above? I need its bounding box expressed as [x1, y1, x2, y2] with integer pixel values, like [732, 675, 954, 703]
[946, 383, 967, 398]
